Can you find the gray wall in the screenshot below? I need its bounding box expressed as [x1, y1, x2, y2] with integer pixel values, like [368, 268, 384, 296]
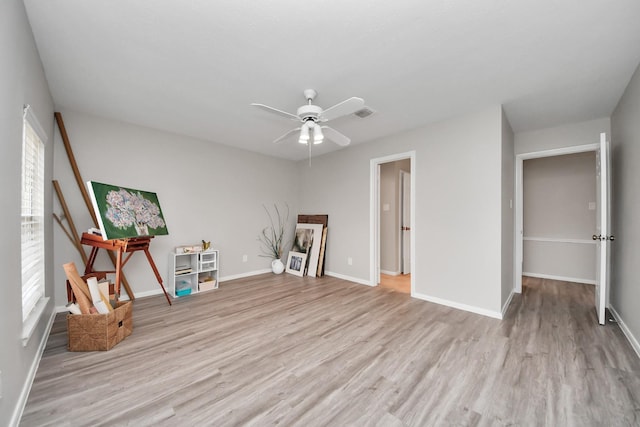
[0, 1, 55, 425]
[523, 152, 597, 283]
[297, 106, 510, 316]
[379, 159, 411, 274]
[52, 110, 299, 306]
[611, 60, 640, 354]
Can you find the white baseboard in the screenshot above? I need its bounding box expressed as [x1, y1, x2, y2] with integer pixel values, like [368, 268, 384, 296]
[412, 291, 503, 319]
[55, 304, 69, 313]
[326, 272, 502, 319]
[609, 305, 640, 359]
[55, 292, 154, 311]
[501, 290, 515, 318]
[55, 291, 155, 312]
[124, 269, 272, 300]
[523, 272, 595, 285]
[325, 271, 373, 286]
[123, 288, 163, 299]
[219, 269, 271, 282]
[380, 270, 401, 276]
[10, 306, 57, 427]
[55, 269, 274, 310]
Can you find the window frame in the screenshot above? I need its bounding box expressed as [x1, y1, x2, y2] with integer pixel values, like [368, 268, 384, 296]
[21, 104, 49, 343]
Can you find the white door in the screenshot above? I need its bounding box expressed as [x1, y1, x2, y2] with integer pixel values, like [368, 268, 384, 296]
[595, 132, 612, 325]
[401, 171, 411, 274]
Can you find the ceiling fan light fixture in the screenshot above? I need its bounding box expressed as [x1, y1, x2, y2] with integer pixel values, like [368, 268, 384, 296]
[298, 122, 310, 144]
[313, 125, 324, 144]
[252, 89, 363, 149]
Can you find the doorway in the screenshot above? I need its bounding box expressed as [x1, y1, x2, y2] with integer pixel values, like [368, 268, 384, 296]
[379, 273, 411, 293]
[515, 144, 598, 293]
[521, 151, 597, 285]
[370, 151, 415, 295]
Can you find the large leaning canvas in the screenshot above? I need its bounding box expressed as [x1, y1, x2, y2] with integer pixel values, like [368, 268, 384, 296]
[293, 223, 323, 277]
[87, 181, 169, 240]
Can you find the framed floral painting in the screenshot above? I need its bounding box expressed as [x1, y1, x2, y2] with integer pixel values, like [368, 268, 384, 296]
[87, 181, 169, 240]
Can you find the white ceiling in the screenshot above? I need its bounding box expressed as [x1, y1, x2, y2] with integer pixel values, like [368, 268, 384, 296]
[23, 0, 640, 161]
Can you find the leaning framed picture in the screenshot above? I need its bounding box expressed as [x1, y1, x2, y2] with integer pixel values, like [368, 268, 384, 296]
[291, 223, 323, 277]
[286, 251, 307, 277]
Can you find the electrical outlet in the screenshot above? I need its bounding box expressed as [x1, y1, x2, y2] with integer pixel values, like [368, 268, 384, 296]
[242, 254, 248, 263]
[347, 257, 353, 266]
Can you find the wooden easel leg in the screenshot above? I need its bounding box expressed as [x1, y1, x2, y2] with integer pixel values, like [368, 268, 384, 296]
[84, 247, 99, 275]
[55, 112, 135, 301]
[144, 249, 172, 306]
[115, 248, 123, 299]
[53, 180, 88, 265]
[114, 250, 135, 301]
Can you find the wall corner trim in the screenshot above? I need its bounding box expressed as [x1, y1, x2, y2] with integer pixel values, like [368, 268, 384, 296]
[609, 305, 640, 359]
[10, 307, 57, 427]
[501, 290, 515, 318]
[325, 271, 374, 287]
[412, 291, 503, 320]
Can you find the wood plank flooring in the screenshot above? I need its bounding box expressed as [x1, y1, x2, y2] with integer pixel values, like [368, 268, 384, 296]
[20, 275, 640, 426]
[379, 274, 411, 294]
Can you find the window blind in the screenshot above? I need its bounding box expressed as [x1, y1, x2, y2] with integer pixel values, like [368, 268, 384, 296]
[21, 106, 46, 322]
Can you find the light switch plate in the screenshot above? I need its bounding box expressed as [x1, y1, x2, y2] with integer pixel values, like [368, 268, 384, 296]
[588, 202, 596, 210]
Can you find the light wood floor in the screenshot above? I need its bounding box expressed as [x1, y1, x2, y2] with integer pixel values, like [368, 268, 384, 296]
[21, 275, 640, 426]
[379, 273, 411, 293]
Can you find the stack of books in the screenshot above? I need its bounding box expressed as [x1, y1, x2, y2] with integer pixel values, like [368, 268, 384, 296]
[175, 264, 192, 275]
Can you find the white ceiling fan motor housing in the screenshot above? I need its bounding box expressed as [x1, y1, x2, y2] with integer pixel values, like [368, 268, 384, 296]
[297, 104, 323, 122]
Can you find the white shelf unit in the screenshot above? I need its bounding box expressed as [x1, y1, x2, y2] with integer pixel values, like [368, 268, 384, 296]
[169, 250, 219, 298]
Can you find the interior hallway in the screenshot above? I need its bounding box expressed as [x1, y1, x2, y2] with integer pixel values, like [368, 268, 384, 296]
[379, 273, 411, 294]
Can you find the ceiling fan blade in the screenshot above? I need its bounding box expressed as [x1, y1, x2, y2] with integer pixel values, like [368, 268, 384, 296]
[321, 126, 351, 146]
[319, 97, 365, 122]
[251, 103, 300, 121]
[272, 127, 301, 144]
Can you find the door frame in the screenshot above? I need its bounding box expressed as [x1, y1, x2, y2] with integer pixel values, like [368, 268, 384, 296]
[596, 132, 611, 324]
[514, 143, 598, 293]
[400, 169, 411, 274]
[370, 151, 416, 294]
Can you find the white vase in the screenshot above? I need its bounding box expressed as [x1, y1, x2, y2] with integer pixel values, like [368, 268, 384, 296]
[134, 223, 149, 236]
[271, 258, 285, 274]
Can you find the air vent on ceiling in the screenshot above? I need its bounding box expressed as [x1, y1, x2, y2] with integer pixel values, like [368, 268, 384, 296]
[353, 107, 375, 118]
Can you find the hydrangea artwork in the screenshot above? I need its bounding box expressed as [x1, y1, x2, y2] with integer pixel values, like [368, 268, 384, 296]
[105, 188, 166, 236]
[87, 181, 169, 240]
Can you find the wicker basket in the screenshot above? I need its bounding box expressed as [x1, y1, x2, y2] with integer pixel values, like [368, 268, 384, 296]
[67, 301, 133, 351]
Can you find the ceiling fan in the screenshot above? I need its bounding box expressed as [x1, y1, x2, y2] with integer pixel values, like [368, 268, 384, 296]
[251, 89, 365, 147]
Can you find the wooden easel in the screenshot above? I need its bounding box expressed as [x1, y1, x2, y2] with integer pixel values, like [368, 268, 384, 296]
[81, 232, 172, 306]
[55, 112, 136, 298]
